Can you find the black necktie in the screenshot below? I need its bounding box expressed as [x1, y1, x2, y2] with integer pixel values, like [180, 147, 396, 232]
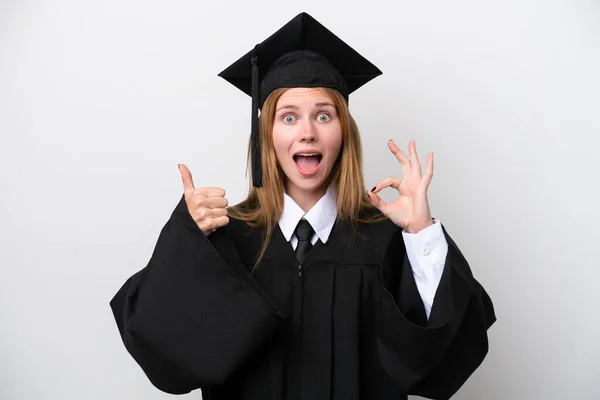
[294, 220, 314, 265]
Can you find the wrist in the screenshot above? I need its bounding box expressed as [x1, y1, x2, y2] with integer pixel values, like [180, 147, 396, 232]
[405, 218, 434, 234]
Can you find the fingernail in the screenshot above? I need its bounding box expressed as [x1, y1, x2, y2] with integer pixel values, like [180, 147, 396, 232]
[371, 186, 376, 192]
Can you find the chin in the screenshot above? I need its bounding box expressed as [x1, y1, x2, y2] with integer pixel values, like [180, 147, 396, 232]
[298, 181, 326, 192]
[285, 173, 327, 194]
[291, 179, 325, 192]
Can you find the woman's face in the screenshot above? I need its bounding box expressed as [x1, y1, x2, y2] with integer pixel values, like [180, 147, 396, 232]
[272, 87, 343, 198]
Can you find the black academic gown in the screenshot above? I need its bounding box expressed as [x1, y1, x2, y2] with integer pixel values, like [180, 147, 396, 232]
[110, 196, 496, 400]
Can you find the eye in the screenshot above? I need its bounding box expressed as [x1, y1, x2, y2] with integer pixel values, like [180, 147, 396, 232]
[283, 114, 296, 124]
[317, 113, 331, 122]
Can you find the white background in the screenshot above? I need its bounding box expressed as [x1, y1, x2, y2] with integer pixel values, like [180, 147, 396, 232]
[1, 0, 599, 399]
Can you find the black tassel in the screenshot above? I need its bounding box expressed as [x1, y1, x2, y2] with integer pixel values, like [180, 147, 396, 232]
[250, 46, 262, 187]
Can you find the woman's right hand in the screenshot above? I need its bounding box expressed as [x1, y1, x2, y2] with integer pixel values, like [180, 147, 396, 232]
[178, 164, 229, 236]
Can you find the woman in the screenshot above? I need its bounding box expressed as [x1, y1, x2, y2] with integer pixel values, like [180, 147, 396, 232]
[110, 12, 495, 400]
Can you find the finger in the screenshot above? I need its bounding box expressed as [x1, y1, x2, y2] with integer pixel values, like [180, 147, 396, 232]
[201, 196, 229, 209]
[203, 207, 228, 218]
[203, 216, 230, 233]
[409, 141, 422, 179]
[388, 140, 411, 168]
[214, 216, 229, 229]
[371, 177, 402, 194]
[423, 153, 434, 188]
[197, 187, 227, 198]
[367, 190, 389, 216]
[179, 164, 195, 194]
[193, 207, 228, 223]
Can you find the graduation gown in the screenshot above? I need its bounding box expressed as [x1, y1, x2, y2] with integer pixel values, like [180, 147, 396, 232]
[110, 196, 496, 399]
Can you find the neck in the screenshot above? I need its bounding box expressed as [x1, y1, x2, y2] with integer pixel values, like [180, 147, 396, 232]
[285, 183, 328, 213]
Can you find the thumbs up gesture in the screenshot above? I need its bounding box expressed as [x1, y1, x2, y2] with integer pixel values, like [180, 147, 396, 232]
[178, 164, 229, 236]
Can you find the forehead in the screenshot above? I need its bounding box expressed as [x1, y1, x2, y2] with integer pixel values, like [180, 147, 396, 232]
[276, 87, 333, 106]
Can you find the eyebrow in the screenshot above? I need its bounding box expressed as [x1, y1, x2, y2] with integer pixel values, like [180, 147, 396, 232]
[316, 102, 336, 108]
[276, 102, 336, 112]
[276, 104, 299, 112]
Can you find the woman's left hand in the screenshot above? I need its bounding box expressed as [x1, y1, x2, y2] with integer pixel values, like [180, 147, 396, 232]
[367, 140, 434, 234]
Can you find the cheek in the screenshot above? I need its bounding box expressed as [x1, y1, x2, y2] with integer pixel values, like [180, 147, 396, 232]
[324, 125, 343, 160]
[271, 127, 291, 164]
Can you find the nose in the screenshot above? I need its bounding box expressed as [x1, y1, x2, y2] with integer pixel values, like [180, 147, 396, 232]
[298, 118, 316, 142]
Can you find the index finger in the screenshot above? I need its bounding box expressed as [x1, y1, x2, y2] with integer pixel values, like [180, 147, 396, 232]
[388, 140, 411, 167]
[178, 164, 195, 194]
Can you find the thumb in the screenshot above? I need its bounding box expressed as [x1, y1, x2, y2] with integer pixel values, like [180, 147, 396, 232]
[367, 190, 388, 216]
[178, 164, 195, 194]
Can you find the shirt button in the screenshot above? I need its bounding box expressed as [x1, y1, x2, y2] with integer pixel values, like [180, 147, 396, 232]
[422, 246, 431, 255]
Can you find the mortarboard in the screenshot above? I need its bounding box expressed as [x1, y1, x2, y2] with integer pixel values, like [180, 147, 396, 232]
[218, 12, 382, 187]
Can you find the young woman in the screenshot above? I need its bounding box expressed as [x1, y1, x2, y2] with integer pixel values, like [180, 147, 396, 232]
[110, 12, 495, 400]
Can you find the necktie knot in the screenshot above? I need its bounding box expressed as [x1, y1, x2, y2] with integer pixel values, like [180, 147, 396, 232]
[295, 220, 314, 241]
[294, 220, 314, 265]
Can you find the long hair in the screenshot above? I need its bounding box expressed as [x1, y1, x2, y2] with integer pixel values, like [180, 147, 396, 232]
[228, 87, 387, 270]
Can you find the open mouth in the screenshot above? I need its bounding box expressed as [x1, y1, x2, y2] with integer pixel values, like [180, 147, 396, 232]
[293, 153, 323, 172]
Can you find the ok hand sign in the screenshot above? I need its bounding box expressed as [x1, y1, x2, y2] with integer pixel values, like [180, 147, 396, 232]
[367, 140, 434, 234]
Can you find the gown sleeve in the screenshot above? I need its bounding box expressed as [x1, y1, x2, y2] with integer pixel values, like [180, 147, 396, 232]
[109, 195, 285, 394]
[377, 222, 496, 399]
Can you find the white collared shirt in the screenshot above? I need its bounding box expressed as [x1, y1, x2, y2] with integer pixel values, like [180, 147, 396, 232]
[278, 185, 448, 319]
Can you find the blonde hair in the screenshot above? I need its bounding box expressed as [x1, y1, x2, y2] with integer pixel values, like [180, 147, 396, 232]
[228, 87, 387, 269]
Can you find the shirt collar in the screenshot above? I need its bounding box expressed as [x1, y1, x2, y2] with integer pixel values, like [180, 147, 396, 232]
[278, 184, 338, 244]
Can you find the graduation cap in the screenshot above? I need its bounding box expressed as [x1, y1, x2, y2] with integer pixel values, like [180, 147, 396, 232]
[218, 12, 382, 187]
